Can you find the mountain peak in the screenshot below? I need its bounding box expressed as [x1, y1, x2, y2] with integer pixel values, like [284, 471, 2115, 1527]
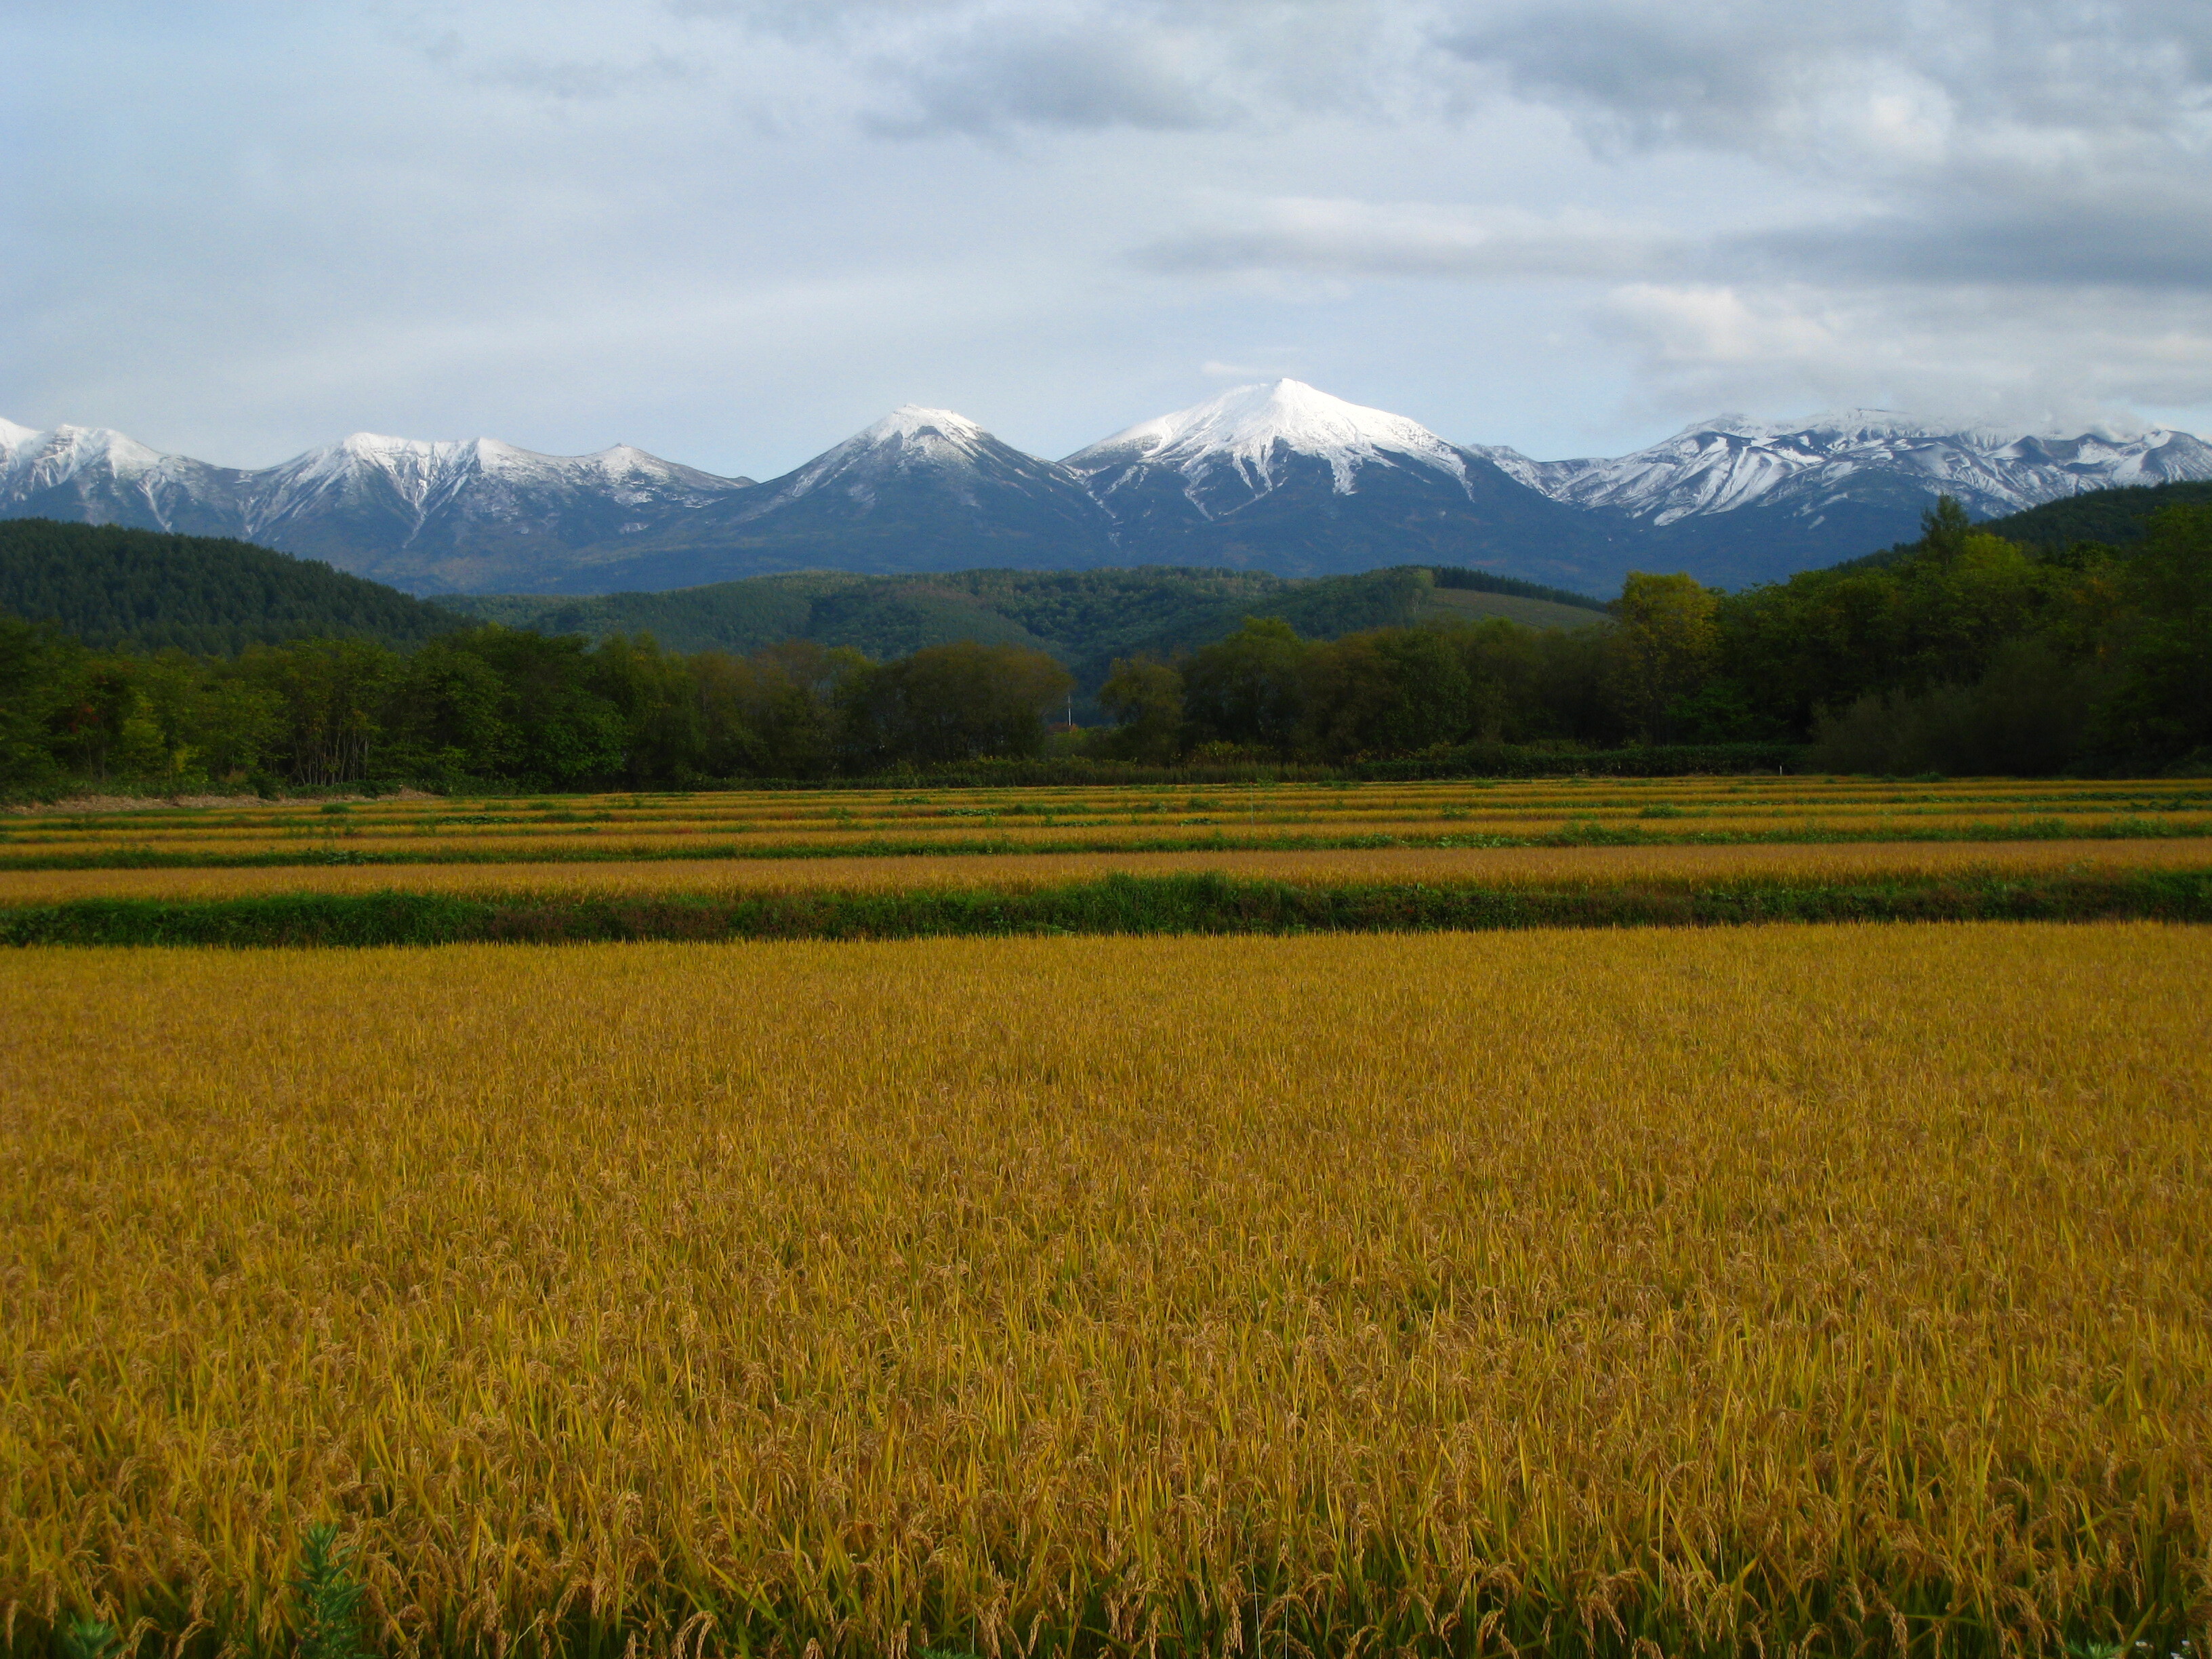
[1, 417, 43, 459]
[1066, 380, 1467, 495]
[864, 405, 989, 443]
[12, 423, 173, 480]
[319, 431, 480, 464]
[777, 406, 1004, 504]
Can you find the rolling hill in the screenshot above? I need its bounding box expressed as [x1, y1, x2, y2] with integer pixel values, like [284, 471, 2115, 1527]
[0, 518, 463, 653]
[1976, 479, 2212, 548]
[449, 564, 1608, 687]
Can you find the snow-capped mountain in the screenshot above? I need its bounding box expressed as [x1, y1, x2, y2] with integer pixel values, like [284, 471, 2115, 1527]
[1485, 411, 2212, 523]
[6, 393, 2207, 597]
[764, 406, 1040, 508]
[237, 433, 754, 592]
[1063, 380, 1622, 586]
[0, 420, 754, 592]
[1068, 380, 1472, 510]
[567, 405, 1118, 592]
[1473, 410, 2212, 582]
[0, 419, 253, 540]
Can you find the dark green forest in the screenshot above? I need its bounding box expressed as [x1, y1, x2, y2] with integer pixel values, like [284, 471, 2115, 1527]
[0, 516, 1602, 676]
[1943, 478, 2212, 553]
[2, 491, 2207, 793]
[447, 562, 1607, 672]
[0, 518, 462, 653]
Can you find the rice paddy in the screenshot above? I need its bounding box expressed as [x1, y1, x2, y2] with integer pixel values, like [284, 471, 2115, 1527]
[5, 777, 2209, 874]
[8, 775, 2207, 1655]
[3, 835, 2208, 905]
[5, 924, 2209, 1658]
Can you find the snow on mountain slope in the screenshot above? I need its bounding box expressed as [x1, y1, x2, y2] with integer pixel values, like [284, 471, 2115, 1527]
[0, 421, 250, 536]
[762, 406, 1010, 512]
[1065, 380, 1469, 511]
[1479, 411, 2212, 525]
[1, 422, 181, 492]
[9, 395, 2209, 598]
[1059, 380, 1622, 586]
[243, 432, 750, 549]
[1, 418, 43, 462]
[0, 418, 760, 590]
[0, 420, 752, 542]
[550, 403, 1126, 590]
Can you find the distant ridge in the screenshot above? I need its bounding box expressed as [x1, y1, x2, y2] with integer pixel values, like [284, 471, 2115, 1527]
[7, 390, 2209, 597]
[451, 564, 1608, 686]
[0, 419, 754, 596]
[1481, 410, 2212, 523]
[1475, 409, 2212, 584]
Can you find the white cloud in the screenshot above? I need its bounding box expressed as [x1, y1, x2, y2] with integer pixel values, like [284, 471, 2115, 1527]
[1598, 280, 2212, 432]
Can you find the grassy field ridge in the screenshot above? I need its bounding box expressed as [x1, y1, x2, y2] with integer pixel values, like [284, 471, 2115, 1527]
[6, 869, 2209, 946]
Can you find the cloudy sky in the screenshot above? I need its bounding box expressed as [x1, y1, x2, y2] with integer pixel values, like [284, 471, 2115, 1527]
[5, 0, 2209, 477]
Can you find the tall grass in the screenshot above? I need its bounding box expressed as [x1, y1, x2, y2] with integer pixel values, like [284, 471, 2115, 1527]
[5, 925, 2209, 1656]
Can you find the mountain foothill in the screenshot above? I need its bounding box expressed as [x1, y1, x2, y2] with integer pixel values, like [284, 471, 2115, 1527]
[6, 382, 2209, 601]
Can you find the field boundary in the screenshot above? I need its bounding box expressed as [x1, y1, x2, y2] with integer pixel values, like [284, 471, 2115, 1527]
[5, 869, 2209, 946]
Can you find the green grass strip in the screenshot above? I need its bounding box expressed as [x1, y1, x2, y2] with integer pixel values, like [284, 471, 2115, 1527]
[4, 871, 2207, 947]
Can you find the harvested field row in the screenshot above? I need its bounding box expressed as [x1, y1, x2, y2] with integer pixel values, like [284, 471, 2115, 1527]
[9, 777, 2207, 839]
[5, 924, 2207, 1655]
[7, 812, 2209, 871]
[6, 836, 2209, 903]
[13, 802, 2209, 855]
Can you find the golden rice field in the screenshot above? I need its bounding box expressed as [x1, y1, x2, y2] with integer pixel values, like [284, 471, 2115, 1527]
[4, 835, 2209, 905]
[5, 778, 2209, 872]
[6, 924, 2209, 1657]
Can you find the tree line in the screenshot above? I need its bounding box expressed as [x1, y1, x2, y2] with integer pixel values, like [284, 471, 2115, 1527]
[0, 623, 1087, 794]
[2, 497, 2205, 793]
[1097, 499, 2211, 775]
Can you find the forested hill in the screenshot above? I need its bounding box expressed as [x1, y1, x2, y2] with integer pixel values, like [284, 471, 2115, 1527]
[1978, 479, 2212, 549]
[0, 518, 462, 653]
[450, 565, 1608, 681]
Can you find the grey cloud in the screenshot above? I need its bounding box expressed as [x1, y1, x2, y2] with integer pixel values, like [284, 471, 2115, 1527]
[1134, 183, 2212, 302]
[666, 0, 1417, 135]
[664, 0, 970, 35]
[1136, 168, 2212, 298]
[1738, 194, 2212, 294]
[468, 49, 695, 100]
[380, 4, 704, 103]
[1434, 0, 2212, 333]
[1439, 4, 1940, 156]
[1440, 0, 2212, 156]
[865, 24, 1229, 136]
[1134, 199, 1683, 280]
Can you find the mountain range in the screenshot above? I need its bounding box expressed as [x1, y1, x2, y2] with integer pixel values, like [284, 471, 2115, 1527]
[7, 385, 2209, 598]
